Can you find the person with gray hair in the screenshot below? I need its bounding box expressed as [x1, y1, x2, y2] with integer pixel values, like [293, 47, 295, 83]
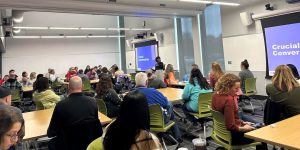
[47, 76, 102, 149]
[135, 72, 182, 143]
[145, 69, 166, 89]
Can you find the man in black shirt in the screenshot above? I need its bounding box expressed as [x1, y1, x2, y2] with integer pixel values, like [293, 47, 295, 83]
[47, 76, 102, 150]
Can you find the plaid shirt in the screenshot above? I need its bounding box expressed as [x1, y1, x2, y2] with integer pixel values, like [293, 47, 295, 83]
[2, 79, 23, 91]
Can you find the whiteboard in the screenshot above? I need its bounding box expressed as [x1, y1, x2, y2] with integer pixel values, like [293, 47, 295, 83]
[223, 33, 266, 72]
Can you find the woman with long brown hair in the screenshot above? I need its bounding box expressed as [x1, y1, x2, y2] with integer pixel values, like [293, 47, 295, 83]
[96, 75, 122, 118]
[164, 64, 178, 85]
[209, 62, 224, 88]
[266, 65, 300, 116]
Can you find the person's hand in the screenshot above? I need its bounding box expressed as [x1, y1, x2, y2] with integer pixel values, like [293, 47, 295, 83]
[243, 124, 255, 131]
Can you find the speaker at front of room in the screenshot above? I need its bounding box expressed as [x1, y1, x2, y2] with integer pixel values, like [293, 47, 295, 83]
[240, 12, 253, 26]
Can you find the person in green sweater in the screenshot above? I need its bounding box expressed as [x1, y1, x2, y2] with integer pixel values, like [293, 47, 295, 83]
[266, 65, 300, 117]
[182, 68, 213, 125]
[33, 77, 60, 109]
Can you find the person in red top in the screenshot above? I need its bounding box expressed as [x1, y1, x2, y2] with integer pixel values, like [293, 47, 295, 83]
[212, 73, 267, 149]
[0, 75, 9, 85]
[65, 67, 77, 82]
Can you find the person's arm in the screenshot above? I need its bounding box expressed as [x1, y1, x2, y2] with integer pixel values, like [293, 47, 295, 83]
[156, 91, 169, 109]
[47, 105, 60, 137]
[182, 84, 191, 101]
[209, 73, 215, 88]
[169, 72, 178, 84]
[108, 89, 122, 105]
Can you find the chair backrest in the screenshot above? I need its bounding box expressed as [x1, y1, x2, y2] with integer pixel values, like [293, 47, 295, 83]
[87, 138, 103, 150]
[83, 79, 92, 91]
[51, 78, 62, 89]
[96, 98, 107, 116]
[11, 89, 21, 101]
[197, 92, 213, 118]
[211, 109, 232, 145]
[149, 104, 165, 128]
[245, 78, 257, 96]
[34, 100, 45, 110]
[60, 118, 103, 150]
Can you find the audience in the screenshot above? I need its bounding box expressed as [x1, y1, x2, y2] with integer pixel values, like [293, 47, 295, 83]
[84, 65, 91, 74]
[49, 69, 57, 83]
[96, 75, 122, 118]
[239, 59, 254, 93]
[0, 75, 9, 86]
[209, 62, 224, 89]
[100, 90, 162, 150]
[33, 77, 60, 109]
[33, 74, 44, 90]
[164, 64, 179, 85]
[98, 67, 110, 79]
[65, 67, 77, 82]
[266, 65, 300, 117]
[109, 64, 119, 77]
[146, 69, 166, 89]
[96, 65, 102, 75]
[20, 71, 29, 86]
[86, 68, 98, 80]
[287, 64, 300, 83]
[212, 74, 267, 149]
[135, 72, 182, 142]
[0, 108, 25, 150]
[28, 72, 36, 85]
[44, 68, 51, 79]
[77, 69, 89, 81]
[47, 76, 102, 149]
[182, 68, 213, 125]
[2, 70, 22, 91]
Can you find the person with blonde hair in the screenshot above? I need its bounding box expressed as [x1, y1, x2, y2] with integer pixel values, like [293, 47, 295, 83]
[212, 74, 267, 149]
[28, 72, 36, 85]
[209, 62, 224, 88]
[266, 65, 300, 116]
[164, 64, 178, 85]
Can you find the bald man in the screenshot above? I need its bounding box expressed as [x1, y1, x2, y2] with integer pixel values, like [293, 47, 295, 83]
[47, 76, 102, 150]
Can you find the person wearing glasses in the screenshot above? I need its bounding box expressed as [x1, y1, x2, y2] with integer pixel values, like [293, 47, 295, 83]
[0, 107, 25, 150]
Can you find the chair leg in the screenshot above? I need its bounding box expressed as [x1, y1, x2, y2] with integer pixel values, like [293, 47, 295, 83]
[161, 137, 168, 150]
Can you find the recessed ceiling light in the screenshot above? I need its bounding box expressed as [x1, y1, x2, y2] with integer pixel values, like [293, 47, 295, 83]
[13, 26, 49, 30]
[49, 27, 79, 30]
[80, 27, 107, 30]
[13, 36, 41, 39]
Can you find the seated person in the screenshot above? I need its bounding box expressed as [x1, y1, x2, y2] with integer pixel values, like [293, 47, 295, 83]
[20, 71, 29, 86]
[209, 62, 224, 89]
[96, 75, 122, 118]
[28, 72, 36, 85]
[212, 73, 267, 149]
[49, 69, 57, 83]
[2, 70, 22, 91]
[287, 64, 300, 84]
[0, 107, 25, 150]
[182, 68, 212, 125]
[146, 69, 166, 89]
[65, 67, 77, 81]
[88, 90, 162, 150]
[77, 69, 89, 81]
[86, 68, 98, 80]
[239, 59, 254, 93]
[47, 76, 102, 150]
[135, 72, 182, 142]
[33, 77, 60, 109]
[0, 75, 9, 86]
[164, 64, 179, 85]
[266, 65, 300, 117]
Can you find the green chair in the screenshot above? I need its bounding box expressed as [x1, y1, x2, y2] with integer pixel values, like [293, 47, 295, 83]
[244, 78, 257, 96]
[87, 137, 103, 150]
[96, 98, 107, 116]
[149, 104, 176, 149]
[33, 100, 45, 110]
[189, 92, 213, 138]
[11, 89, 22, 103]
[211, 109, 261, 150]
[130, 73, 136, 81]
[82, 79, 95, 96]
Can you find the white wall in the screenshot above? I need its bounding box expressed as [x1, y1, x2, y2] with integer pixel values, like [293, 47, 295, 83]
[2, 38, 120, 76]
[126, 26, 177, 71]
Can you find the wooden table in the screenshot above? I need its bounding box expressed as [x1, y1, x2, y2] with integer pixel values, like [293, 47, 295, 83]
[168, 82, 186, 88]
[23, 108, 112, 141]
[157, 87, 183, 103]
[22, 86, 33, 92]
[63, 79, 99, 85]
[245, 115, 300, 150]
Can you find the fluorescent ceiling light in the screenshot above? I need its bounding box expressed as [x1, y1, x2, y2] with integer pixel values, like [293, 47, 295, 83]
[130, 28, 151, 31]
[108, 35, 125, 38]
[80, 27, 106, 30]
[179, 0, 212, 4]
[212, 1, 240, 6]
[108, 28, 130, 31]
[13, 29, 21, 34]
[13, 36, 40, 39]
[40, 36, 65, 39]
[65, 36, 88, 38]
[49, 27, 79, 30]
[13, 26, 49, 30]
[88, 35, 108, 38]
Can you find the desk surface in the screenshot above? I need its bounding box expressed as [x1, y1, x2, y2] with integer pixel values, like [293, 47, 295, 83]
[23, 108, 112, 141]
[22, 86, 33, 92]
[157, 88, 183, 103]
[245, 115, 300, 150]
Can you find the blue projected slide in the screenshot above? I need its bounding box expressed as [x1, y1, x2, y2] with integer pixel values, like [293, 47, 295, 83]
[136, 45, 157, 71]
